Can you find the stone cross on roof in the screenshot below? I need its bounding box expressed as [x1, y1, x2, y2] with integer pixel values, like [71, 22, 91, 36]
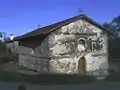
[78, 8, 84, 15]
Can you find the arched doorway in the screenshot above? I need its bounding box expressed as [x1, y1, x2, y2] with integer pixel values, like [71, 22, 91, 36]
[78, 57, 86, 75]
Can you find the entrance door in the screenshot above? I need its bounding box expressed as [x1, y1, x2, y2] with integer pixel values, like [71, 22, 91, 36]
[78, 57, 86, 75]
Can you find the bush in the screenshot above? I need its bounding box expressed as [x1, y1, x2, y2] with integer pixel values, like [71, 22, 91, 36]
[0, 42, 14, 63]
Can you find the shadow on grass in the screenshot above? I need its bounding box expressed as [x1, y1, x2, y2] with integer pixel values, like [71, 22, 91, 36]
[105, 74, 120, 82]
[0, 71, 96, 85]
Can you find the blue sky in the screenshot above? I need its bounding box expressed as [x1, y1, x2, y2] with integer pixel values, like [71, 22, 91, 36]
[0, 0, 120, 36]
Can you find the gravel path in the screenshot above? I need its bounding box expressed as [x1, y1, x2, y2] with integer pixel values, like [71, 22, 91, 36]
[0, 80, 120, 90]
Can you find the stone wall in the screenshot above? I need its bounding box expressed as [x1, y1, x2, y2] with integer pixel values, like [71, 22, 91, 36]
[48, 19, 109, 76]
[19, 54, 50, 72]
[17, 18, 109, 76]
[18, 37, 50, 72]
[6, 41, 19, 51]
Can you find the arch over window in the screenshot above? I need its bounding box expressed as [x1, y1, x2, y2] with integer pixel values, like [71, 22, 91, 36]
[78, 38, 86, 45]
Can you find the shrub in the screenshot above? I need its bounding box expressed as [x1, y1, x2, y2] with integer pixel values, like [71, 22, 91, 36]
[0, 42, 14, 63]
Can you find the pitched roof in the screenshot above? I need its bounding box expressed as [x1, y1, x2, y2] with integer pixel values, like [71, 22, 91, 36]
[13, 14, 115, 41]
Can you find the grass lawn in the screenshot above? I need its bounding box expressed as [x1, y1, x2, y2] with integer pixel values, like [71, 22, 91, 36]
[0, 71, 96, 85]
[1, 69, 120, 85]
[105, 74, 120, 82]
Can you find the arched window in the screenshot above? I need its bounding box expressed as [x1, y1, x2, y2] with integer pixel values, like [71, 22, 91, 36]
[77, 38, 86, 52]
[87, 37, 92, 51]
[99, 42, 103, 49]
[92, 42, 96, 51]
[79, 38, 86, 46]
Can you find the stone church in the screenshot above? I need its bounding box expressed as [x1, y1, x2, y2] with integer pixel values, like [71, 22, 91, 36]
[6, 14, 114, 76]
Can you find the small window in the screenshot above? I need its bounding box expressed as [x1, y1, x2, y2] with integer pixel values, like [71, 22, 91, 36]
[92, 42, 96, 51]
[88, 38, 91, 41]
[88, 37, 92, 42]
[100, 43, 103, 49]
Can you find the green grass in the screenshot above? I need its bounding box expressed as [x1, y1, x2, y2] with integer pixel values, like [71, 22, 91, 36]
[105, 74, 120, 82]
[0, 71, 96, 85]
[1, 70, 120, 85]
